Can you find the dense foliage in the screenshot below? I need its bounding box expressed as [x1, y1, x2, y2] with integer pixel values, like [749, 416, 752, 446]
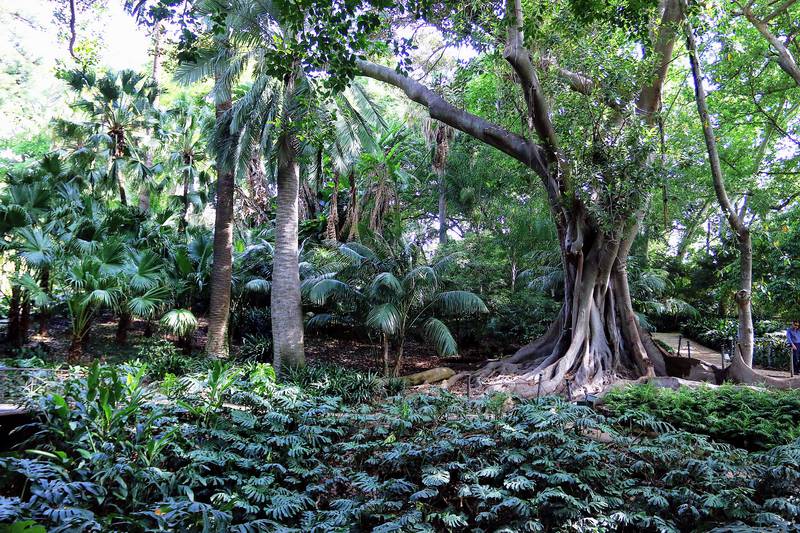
[604, 383, 800, 451]
[2, 365, 800, 532]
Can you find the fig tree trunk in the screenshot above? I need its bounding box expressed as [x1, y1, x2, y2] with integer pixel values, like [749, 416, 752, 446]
[354, 0, 682, 395]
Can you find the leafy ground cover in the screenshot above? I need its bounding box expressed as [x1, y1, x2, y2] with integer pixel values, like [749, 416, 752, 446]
[1, 364, 799, 532]
[603, 383, 800, 451]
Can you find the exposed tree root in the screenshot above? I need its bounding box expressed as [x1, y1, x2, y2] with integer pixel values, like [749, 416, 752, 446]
[725, 353, 800, 389]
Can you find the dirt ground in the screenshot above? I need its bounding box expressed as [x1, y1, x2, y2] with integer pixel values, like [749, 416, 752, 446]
[1, 313, 501, 375]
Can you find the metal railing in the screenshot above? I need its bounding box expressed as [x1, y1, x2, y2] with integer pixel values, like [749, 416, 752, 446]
[674, 335, 795, 375]
[0, 367, 71, 405]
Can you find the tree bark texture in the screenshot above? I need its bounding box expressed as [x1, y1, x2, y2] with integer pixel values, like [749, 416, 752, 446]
[271, 67, 306, 374]
[685, 18, 755, 367]
[205, 98, 235, 358]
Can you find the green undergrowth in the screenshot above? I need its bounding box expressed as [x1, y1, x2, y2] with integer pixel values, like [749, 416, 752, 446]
[0, 363, 798, 532]
[603, 383, 800, 451]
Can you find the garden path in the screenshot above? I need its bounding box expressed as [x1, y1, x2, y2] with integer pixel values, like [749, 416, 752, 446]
[652, 332, 791, 378]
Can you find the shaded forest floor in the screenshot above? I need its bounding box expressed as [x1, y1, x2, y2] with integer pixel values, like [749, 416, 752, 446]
[1, 314, 496, 375]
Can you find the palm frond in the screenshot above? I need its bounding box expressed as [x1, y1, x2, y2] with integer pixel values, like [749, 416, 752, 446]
[366, 303, 400, 335]
[244, 278, 272, 294]
[435, 291, 488, 316]
[160, 309, 199, 337]
[423, 318, 458, 357]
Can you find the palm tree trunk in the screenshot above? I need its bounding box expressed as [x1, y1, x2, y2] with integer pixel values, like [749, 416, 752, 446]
[326, 172, 339, 240]
[271, 68, 305, 375]
[392, 341, 405, 377]
[20, 296, 30, 345]
[437, 173, 447, 245]
[115, 312, 131, 345]
[205, 98, 235, 358]
[179, 164, 191, 232]
[382, 333, 390, 376]
[38, 267, 50, 335]
[347, 173, 360, 241]
[7, 286, 21, 347]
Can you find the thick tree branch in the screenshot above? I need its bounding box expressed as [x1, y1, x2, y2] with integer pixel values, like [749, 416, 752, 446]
[636, 0, 683, 118]
[763, 0, 798, 23]
[503, 0, 562, 168]
[354, 59, 550, 180]
[685, 18, 747, 236]
[739, 1, 800, 85]
[537, 57, 623, 112]
[68, 0, 78, 61]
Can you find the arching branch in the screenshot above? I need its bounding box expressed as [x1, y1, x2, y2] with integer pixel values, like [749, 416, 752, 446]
[354, 59, 550, 181]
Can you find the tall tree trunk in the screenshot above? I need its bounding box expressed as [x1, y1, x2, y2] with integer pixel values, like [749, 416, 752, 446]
[326, 172, 339, 240]
[382, 333, 390, 376]
[271, 67, 306, 375]
[19, 295, 31, 346]
[151, 21, 163, 85]
[346, 173, 360, 241]
[115, 159, 128, 206]
[433, 122, 452, 245]
[7, 285, 21, 347]
[686, 18, 754, 367]
[179, 159, 192, 232]
[67, 0, 78, 61]
[437, 174, 447, 245]
[205, 99, 235, 358]
[137, 25, 162, 214]
[392, 341, 405, 377]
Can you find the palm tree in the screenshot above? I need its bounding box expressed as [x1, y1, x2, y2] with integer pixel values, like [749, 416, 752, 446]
[306, 239, 487, 376]
[178, 0, 387, 370]
[61, 69, 157, 206]
[115, 249, 172, 344]
[162, 99, 213, 232]
[353, 125, 418, 239]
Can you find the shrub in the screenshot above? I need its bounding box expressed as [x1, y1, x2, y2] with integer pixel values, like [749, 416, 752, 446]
[137, 338, 202, 378]
[237, 334, 272, 362]
[283, 363, 391, 404]
[603, 383, 800, 450]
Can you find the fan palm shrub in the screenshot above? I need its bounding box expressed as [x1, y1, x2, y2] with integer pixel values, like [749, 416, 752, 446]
[305, 239, 487, 376]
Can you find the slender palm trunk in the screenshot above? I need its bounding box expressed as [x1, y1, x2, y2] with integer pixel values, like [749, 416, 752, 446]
[437, 173, 447, 245]
[347, 173, 360, 241]
[433, 123, 452, 245]
[179, 158, 192, 232]
[392, 341, 405, 377]
[382, 333, 390, 376]
[38, 266, 50, 335]
[7, 285, 21, 347]
[206, 99, 235, 358]
[271, 68, 305, 375]
[19, 296, 30, 346]
[326, 172, 339, 240]
[115, 159, 128, 206]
